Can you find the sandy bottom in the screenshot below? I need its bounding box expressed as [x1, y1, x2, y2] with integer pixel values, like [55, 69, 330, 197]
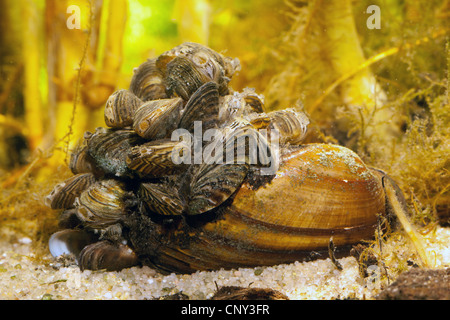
[1, 226, 449, 300]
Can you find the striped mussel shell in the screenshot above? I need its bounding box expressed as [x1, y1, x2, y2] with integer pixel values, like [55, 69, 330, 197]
[69, 140, 101, 176]
[75, 179, 130, 229]
[218, 93, 245, 124]
[186, 118, 271, 215]
[139, 182, 185, 216]
[268, 108, 310, 145]
[165, 55, 227, 101]
[218, 89, 267, 127]
[132, 97, 184, 140]
[178, 81, 220, 133]
[220, 118, 272, 167]
[124, 143, 387, 273]
[78, 240, 139, 272]
[126, 139, 189, 178]
[156, 42, 240, 81]
[241, 87, 265, 114]
[104, 89, 143, 128]
[244, 112, 271, 130]
[129, 58, 167, 101]
[45, 173, 96, 210]
[187, 162, 249, 216]
[86, 127, 145, 178]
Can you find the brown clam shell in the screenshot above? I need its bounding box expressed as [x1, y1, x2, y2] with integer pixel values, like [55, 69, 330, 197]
[126, 144, 386, 273]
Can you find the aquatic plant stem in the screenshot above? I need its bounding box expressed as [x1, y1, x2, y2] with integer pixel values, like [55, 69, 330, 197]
[22, 0, 44, 151]
[309, 28, 448, 115]
[384, 177, 433, 268]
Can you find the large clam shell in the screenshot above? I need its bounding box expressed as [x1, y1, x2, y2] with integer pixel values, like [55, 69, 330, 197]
[125, 144, 386, 273]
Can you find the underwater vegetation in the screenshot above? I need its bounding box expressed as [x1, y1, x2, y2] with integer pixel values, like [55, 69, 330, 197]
[0, 0, 448, 274]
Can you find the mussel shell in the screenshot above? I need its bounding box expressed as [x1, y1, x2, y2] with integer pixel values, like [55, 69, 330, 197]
[69, 143, 102, 176]
[190, 49, 230, 96]
[165, 56, 207, 100]
[75, 179, 130, 229]
[218, 93, 245, 124]
[139, 182, 185, 216]
[157, 42, 240, 80]
[187, 119, 267, 215]
[179, 81, 219, 133]
[104, 89, 143, 128]
[132, 97, 184, 140]
[129, 58, 167, 101]
[79, 241, 139, 271]
[188, 163, 249, 216]
[126, 139, 188, 178]
[242, 87, 265, 114]
[221, 118, 272, 166]
[268, 108, 310, 145]
[125, 143, 386, 273]
[45, 173, 96, 209]
[245, 112, 271, 130]
[218, 89, 266, 126]
[48, 229, 97, 258]
[86, 128, 145, 177]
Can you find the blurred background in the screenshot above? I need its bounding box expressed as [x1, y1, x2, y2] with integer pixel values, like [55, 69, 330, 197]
[0, 0, 448, 242]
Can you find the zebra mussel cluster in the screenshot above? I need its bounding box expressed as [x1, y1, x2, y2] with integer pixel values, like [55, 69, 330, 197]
[45, 42, 310, 272]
